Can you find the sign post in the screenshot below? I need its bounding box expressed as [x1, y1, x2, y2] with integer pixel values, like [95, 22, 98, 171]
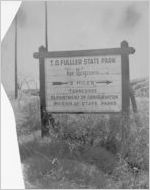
[120, 41, 134, 157]
[33, 41, 135, 142]
[38, 46, 47, 137]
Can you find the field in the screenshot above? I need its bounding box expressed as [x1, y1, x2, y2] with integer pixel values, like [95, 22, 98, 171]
[11, 78, 149, 189]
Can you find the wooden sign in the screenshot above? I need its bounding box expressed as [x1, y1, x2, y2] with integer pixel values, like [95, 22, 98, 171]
[44, 55, 121, 112]
[33, 41, 135, 114]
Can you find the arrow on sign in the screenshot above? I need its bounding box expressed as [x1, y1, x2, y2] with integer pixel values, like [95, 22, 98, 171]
[52, 82, 73, 85]
[52, 81, 112, 85]
[52, 82, 68, 85]
[96, 80, 112, 85]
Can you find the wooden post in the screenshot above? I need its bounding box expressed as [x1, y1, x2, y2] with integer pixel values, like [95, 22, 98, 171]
[45, 1, 48, 51]
[44, 0, 57, 130]
[121, 41, 130, 114]
[120, 41, 132, 157]
[38, 46, 49, 137]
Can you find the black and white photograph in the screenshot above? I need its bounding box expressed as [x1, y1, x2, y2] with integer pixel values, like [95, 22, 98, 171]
[1, 0, 149, 189]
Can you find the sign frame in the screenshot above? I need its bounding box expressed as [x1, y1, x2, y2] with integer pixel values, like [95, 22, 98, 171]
[34, 41, 135, 114]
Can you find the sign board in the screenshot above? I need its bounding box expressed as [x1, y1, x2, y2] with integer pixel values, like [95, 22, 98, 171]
[33, 41, 135, 114]
[44, 55, 122, 112]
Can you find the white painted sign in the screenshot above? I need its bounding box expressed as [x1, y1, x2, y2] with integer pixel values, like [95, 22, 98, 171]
[44, 55, 122, 112]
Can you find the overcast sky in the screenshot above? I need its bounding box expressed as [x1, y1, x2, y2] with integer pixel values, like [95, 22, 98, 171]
[2, 1, 149, 94]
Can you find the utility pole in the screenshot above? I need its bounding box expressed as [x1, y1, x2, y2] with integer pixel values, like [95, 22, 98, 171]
[15, 14, 18, 99]
[45, 1, 48, 50]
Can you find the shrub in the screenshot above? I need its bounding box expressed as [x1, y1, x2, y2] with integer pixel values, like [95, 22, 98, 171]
[12, 94, 41, 135]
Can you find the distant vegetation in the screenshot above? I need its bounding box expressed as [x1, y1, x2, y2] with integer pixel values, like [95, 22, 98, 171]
[131, 77, 149, 97]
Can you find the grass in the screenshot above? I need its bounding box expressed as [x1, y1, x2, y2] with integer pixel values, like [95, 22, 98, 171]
[11, 90, 149, 189]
